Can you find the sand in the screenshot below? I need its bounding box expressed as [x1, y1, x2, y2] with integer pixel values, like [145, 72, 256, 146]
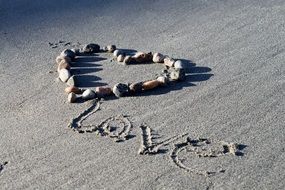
[0, 0, 284, 189]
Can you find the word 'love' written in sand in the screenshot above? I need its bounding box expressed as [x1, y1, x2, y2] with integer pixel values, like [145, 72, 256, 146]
[68, 100, 245, 177]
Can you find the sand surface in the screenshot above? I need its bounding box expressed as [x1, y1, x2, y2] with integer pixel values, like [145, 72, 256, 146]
[0, 0, 284, 189]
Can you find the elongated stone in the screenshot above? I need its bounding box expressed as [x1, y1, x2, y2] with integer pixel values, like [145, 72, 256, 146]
[67, 92, 77, 103]
[132, 52, 153, 63]
[95, 86, 113, 97]
[59, 69, 71, 82]
[65, 86, 83, 94]
[82, 43, 100, 53]
[142, 80, 160, 90]
[66, 75, 76, 87]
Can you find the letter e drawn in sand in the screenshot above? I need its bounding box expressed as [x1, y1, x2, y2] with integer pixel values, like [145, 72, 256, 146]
[171, 137, 246, 177]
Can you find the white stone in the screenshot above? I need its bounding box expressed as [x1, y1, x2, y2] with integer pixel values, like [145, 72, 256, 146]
[59, 69, 71, 83]
[117, 54, 125, 62]
[67, 92, 77, 103]
[174, 60, 185, 69]
[152, 53, 165, 63]
[113, 50, 122, 57]
[82, 89, 96, 100]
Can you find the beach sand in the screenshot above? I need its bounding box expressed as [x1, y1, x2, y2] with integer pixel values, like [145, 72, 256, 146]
[0, 0, 284, 189]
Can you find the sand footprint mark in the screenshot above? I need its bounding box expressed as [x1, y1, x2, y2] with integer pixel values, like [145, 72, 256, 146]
[0, 161, 8, 174]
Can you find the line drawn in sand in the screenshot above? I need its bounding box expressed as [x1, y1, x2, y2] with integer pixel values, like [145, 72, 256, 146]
[0, 161, 8, 174]
[68, 100, 134, 142]
[138, 124, 189, 155]
[171, 137, 246, 177]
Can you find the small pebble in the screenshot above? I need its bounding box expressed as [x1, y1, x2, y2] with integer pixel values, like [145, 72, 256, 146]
[83, 43, 100, 53]
[117, 54, 125, 62]
[60, 49, 76, 60]
[107, 45, 116, 53]
[82, 89, 96, 100]
[174, 60, 185, 69]
[170, 68, 186, 81]
[112, 83, 129, 97]
[66, 76, 76, 87]
[164, 57, 175, 67]
[59, 68, 71, 82]
[152, 53, 165, 63]
[67, 92, 77, 103]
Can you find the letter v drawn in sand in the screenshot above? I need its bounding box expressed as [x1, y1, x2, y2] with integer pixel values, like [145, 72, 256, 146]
[138, 124, 189, 155]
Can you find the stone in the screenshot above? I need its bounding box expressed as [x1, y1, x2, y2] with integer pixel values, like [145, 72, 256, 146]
[58, 68, 71, 82]
[66, 75, 76, 87]
[123, 56, 133, 64]
[132, 52, 153, 63]
[157, 76, 168, 85]
[107, 45, 116, 53]
[112, 83, 129, 97]
[67, 92, 77, 103]
[83, 43, 100, 53]
[170, 68, 186, 81]
[117, 54, 125, 62]
[152, 53, 165, 63]
[82, 89, 96, 100]
[56, 55, 71, 64]
[95, 86, 113, 97]
[142, 80, 161, 90]
[101, 46, 108, 52]
[113, 49, 122, 57]
[65, 86, 83, 94]
[129, 82, 143, 93]
[57, 60, 70, 72]
[164, 57, 175, 67]
[71, 48, 80, 56]
[60, 49, 76, 60]
[174, 60, 185, 69]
